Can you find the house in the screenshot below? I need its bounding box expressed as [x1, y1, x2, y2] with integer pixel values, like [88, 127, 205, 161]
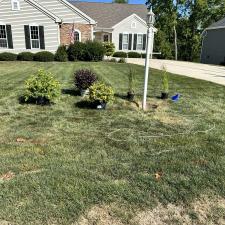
[0, 0, 154, 54]
[71, 2, 156, 53]
[201, 17, 225, 65]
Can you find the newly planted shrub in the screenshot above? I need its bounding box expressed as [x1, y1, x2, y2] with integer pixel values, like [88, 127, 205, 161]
[74, 69, 97, 90]
[89, 82, 114, 104]
[128, 52, 141, 58]
[67, 42, 86, 61]
[161, 67, 169, 99]
[0, 52, 17, 61]
[103, 42, 115, 57]
[24, 69, 61, 105]
[55, 45, 68, 62]
[34, 51, 55, 62]
[113, 51, 127, 58]
[17, 52, 34, 61]
[85, 41, 105, 61]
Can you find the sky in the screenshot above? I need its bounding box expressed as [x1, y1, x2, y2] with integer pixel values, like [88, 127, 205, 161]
[71, 0, 146, 5]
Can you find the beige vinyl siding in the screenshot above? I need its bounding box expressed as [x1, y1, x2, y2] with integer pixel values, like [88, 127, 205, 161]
[0, 0, 59, 53]
[36, 0, 89, 24]
[112, 15, 147, 52]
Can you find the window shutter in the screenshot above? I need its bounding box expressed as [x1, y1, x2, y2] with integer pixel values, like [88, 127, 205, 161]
[6, 25, 13, 49]
[128, 33, 132, 50]
[39, 26, 45, 50]
[143, 34, 146, 50]
[24, 25, 31, 49]
[119, 33, 123, 50]
[133, 34, 137, 50]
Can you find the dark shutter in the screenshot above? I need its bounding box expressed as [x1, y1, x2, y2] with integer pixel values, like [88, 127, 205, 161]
[133, 34, 137, 50]
[6, 25, 13, 49]
[24, 25, 31, 49]
[143, 34, 146, 50]
[128, 33, 132, 50]
[39, 26, 45, 49]
[119, 33, 123, 50]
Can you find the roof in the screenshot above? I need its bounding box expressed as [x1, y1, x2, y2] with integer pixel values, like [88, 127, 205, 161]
[69, 1, 148, 28]
[207, 17, 225, 30]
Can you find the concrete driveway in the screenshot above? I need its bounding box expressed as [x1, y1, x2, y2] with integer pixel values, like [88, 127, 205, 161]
[127, 59, 225, 86]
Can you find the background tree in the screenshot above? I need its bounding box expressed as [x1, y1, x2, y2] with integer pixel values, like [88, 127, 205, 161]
[114, 0, 128, 3]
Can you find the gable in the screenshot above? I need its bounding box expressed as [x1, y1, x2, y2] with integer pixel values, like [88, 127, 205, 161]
[35, 0, 95, 24]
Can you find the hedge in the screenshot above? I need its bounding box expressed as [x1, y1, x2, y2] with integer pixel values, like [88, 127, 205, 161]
[34, 51, 55, 62]
[128, 52, 141, 58]
[0, 52, 17, 61]
[17, 52, 34, 61]
[113, 52, 127, 58]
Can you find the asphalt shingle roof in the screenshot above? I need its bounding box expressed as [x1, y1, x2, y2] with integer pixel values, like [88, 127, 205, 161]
[208, 17, 225, 29]
[69, 1, 147, 28]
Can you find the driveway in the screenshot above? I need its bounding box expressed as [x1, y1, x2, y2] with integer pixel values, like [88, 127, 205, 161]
[127, 59, 225, 86]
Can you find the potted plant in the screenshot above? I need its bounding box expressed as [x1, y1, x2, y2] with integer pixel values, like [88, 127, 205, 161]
[161, 67, 169, 100]
[23, 69, 61, 105]
[89, 82, 114, 109]
[127, 66, 136, 101]
[74, 69, 97, 97]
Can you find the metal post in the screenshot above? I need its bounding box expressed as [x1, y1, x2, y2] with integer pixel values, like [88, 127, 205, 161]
[142, 26, 152, 110]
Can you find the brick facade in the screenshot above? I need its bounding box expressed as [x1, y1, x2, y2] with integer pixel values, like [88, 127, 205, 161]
[60, 23, 92, 45]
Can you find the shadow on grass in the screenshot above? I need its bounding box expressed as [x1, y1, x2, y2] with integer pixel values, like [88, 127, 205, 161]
[18, 96, 51, 106]
[75, 100, 97, 109]
[61, 88, 80, 96]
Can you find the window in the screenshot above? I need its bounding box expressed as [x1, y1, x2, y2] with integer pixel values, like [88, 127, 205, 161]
[131, 22, 136, 29]
[11, 0, 20, 10]
[122, 33, 129, 50]
[74, 31, 80, 42]
[103, 34, 109, 42]
[30, 26, 40, 49]
[0, 25, 7, 48]
[137, 34, 143, 50]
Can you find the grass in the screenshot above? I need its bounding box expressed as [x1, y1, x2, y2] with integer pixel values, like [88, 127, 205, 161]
[0, 61, 225, 225]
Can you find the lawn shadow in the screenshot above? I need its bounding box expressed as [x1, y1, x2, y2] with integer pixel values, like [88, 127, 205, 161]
[114, 93, 128, 100]
[62, 88, 80, 96]
[75, 100, 96, 109]
[18, 96, 51, 106]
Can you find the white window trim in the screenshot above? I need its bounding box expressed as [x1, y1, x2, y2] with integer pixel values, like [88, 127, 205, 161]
[136, 33, 144, 51]
[0, 24, 8, 49]
[11, 0, 20, 11]
[29, 25, 40, 49]
[131, 21, 136, 29]
[122, 32, 129, 51]
[74, 29, 81, 42]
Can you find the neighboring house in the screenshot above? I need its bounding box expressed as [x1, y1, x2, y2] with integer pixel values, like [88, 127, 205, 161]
[0, 0, 95, 53]
[72, 2, 156, 53]
[0, 0, 154, 54]
[201, 17, 225, 65]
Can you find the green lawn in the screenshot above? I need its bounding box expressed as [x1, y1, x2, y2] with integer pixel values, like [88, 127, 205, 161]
[0, 61, 225, 225]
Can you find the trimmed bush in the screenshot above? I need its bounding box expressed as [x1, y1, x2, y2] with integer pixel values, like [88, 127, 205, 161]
[89, 82, 114, 104]
[84, 41, 105, 61]
[74, 69, 97, 90]
[113, 51, 127, 58]
[109, 58, 117, 63]
[24, 69, 61, 105]
[118, 58, 126, 63]
[17, 52, 34, 61]
[128, 52, 141, 58]
[67, 42, 86, 61]
[141, 53, 146, 58]
[34, 51, 55, 62]
[0, 52, 17, 61]
[103, 42, 115, 57]
[55, 45, 68, 62]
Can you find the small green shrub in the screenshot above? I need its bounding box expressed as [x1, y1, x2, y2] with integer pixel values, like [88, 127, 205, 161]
[113, 51, 127, 58]
[55, 45, 68, 62]
[74, 69, 97, 90]
[118, 58, 126, 63]
[128, 52, 141, 58]
[103, 42, 115, 57]
[162, 67, 169, 93]
[141, 53, 146, 58]
[67, 42, 86, 61]
[89, 82, 114, 103]
[85, 41, 105, 61]
[17, 52, 34, 61]
[34, 51, 55, 62]
[110, 58, 117, 62]
[24, 69, 61, 105]
[0, 52, 17, 61]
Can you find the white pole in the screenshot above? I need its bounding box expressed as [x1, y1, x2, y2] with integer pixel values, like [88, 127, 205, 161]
[142, 26, 152, 110]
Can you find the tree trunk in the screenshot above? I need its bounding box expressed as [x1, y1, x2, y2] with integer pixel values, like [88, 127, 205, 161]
[174, 25, 178, 61]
